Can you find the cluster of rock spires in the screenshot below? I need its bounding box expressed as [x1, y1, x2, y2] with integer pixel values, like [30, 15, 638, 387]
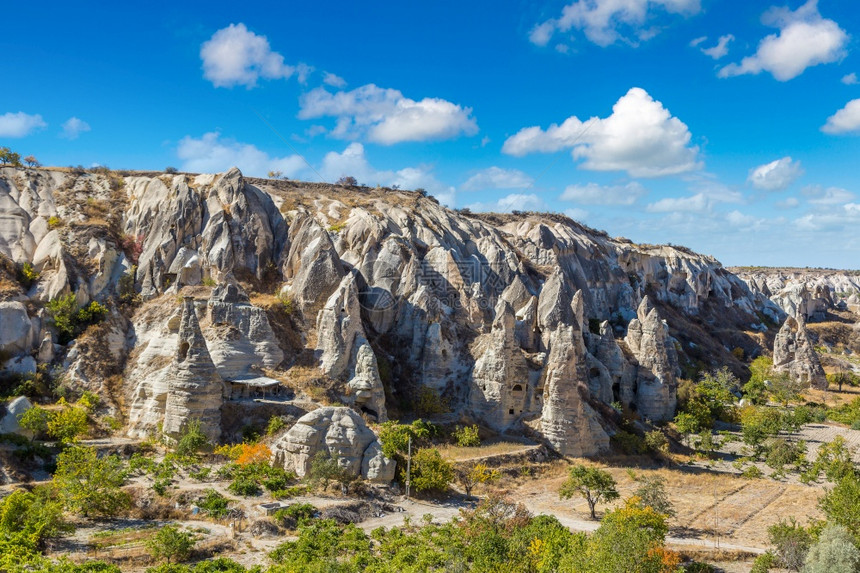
[735, 267, 860, 320]
[0, 166, 814, 470]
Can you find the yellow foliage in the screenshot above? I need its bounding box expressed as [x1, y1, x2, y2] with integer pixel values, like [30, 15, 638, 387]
[213, 444, 243, 461]
[236, 443, 272, 466]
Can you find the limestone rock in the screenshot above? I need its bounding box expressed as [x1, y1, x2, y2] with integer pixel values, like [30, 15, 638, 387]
[469, 299, 530, 430]
[282, 212, 345, 314]
[0, 396, 33, 437]
[206, 283, 284, 377]
[162, 297, 225, 443]
[539, 325, 610, 456]
[316, 273, 364, 380]
[272, 407, 395, 483]
[0, 302, 33, 354]
[346, 340, 388, 421]
[624, 297, 678, 421]
[773, 316, 827, 390]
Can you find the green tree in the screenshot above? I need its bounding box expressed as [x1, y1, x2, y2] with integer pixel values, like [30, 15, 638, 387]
[632, 474, 676, 517]
[802, 436, 857, 484]
[697, 367, 739, 421]
[819, 473, 860, 538]
[47, 401, 89, 444]
[0, 488, 70, 548]
[740, 406, 784, 457]
[306, 450, 346, 491]
[456, 462, 500, 499]
[768, 518, 813, 571]
[17, 406, 52, 440]
[802, 524, 860, 573]
[53, 446, 130, 517]
[147, 525, 195, 564]
[559, 464, 619, 519]
[0, 147, 22, 166]
[410, 448, 453, 493]
[23, 155, 39, 168]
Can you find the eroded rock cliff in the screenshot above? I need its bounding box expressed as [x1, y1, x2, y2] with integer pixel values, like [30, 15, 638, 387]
[0, 166, 783, 456]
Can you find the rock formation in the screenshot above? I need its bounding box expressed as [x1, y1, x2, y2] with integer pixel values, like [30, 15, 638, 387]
[624, 297, 678, 421]
[773, 316, 827, 390]
[469, 299, 531, 430]
[0, 396, 33, 437]
[540, 325, 610, 456]
[0, 166, 790, 457]
[272, 407, 395, 483]
[162, 297, 225, 443]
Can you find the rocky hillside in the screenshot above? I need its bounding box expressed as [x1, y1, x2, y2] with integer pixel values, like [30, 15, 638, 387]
[0, 166, 784, 457]
[732, 267, 860, 320]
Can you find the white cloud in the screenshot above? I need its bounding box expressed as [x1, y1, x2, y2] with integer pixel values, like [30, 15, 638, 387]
[461, 167, 533, 191]
[564, 207, 590, 220]
[320, 142, 456, 205]
[747, 156, 803, 191]
[530, 0, 701, 47]
[502, 87, 701, 177]
[560, 181, 646, 205]
[60, 117, 90, 140]
[701, 34, 734, 59]
[323, 72, 346, 88]
[719, 0, 848, 81]
[177, 132, 306, 177]
[0, 112, 46, 137]
[726, 210, 763, 228]
[802, 185, 855, 205]
[842, 73, 858, 85]
[299, 84, 478, 145]
[466, 193, 547, 213]
[646, 192, 710, 213]
[689, 36, 707, 47]
[775, 197, 800, 209]
[822, 99, 860, 134]
[200, 23, 311, 88]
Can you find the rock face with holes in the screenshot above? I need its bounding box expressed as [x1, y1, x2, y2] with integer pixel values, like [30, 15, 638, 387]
[469, 299, 531, 430]
[162, 297, 225, 442]
[773, 316, 827, 390]
[272, 407, 395, 483]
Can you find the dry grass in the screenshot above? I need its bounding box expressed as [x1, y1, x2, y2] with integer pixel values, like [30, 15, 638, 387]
[439, 440, 536, 462]
[514, 460, 824, 549]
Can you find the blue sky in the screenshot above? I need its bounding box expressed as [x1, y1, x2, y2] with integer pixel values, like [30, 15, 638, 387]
[3, 0, 860, 268]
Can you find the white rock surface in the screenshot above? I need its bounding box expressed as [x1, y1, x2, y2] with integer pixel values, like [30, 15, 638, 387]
[272, 407, 395, 483]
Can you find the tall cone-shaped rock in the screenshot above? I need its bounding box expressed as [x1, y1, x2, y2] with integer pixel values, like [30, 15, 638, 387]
[470, 299, 529, 430]
[773, 316, 827, 390]
[624, 296, 678, 421]
[540, 325, 609, 457]
[163, 297, 224, 443]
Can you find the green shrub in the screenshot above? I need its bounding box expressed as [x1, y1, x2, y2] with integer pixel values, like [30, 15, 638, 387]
[147, 525, 195, 564]
[174, 420, 211, 457]
[266, 416, 287, 436]
[610, 430, 647, 455]
[47, 216, 63, 229]
[644, 430, 670, 453]
[197, 489, 230, 518]
[47, 294, 109, 344]
[227, 477, 261, 497]
[750, 551, 775, 573]
[452, 424, 480, 447]
[742, 466, 764, 479]
[17, 262, 39, 288]
[410, 448, 453, 493]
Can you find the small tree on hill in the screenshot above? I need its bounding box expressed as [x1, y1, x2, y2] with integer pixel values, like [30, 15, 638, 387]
[559, 464, 619, 519]
[410, 448, 453, 494]
[147, 525, 195, 564]
[802, 524, 860, 573]
[53, 445, 130, 517]
[457, 462, 500, 499]
[23, 155, 39, 168]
